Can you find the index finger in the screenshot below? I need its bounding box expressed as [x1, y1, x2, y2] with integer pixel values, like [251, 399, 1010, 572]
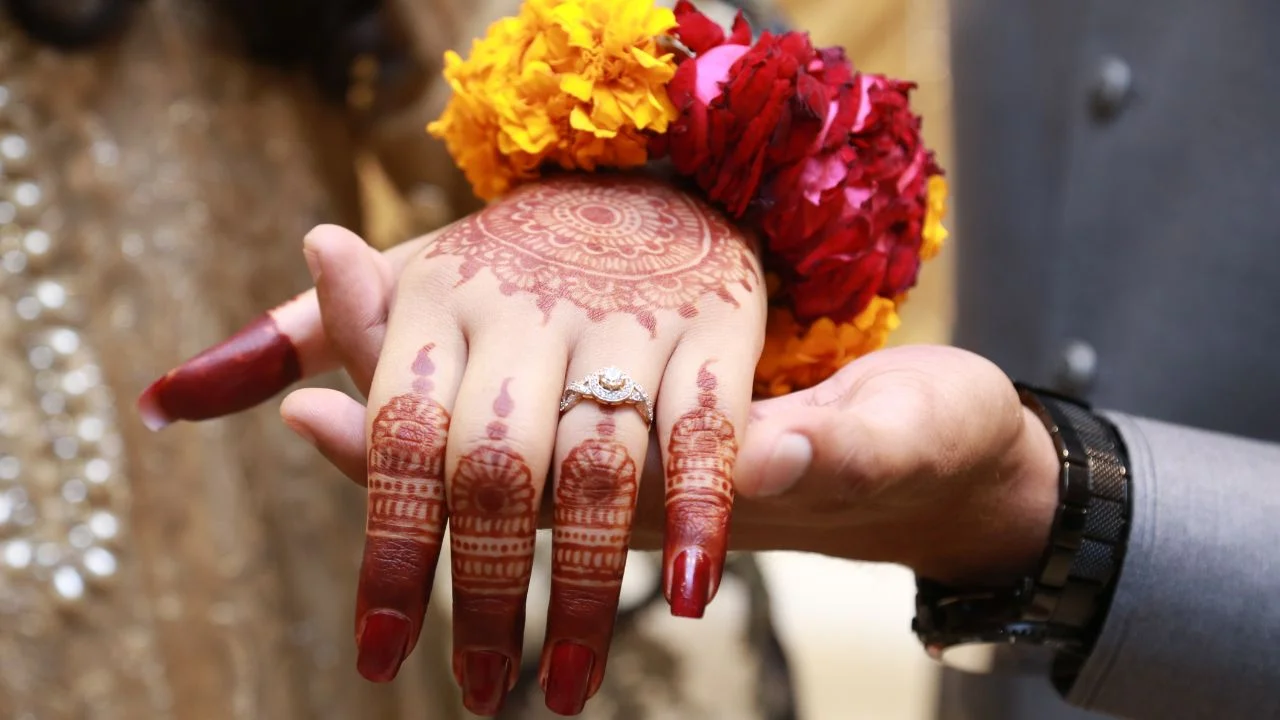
[356, 330, 465, 682]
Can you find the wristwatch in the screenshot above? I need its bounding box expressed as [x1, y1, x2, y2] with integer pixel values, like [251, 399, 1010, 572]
[911, 383, 1132, 692]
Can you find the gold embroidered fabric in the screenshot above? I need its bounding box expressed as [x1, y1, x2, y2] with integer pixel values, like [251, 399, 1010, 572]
[0, 7, 457, 718]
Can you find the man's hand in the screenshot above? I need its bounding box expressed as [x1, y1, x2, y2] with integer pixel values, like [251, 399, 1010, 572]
[728, 345, 1061, 585]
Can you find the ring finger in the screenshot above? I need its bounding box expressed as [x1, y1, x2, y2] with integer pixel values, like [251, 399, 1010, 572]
[539, 351, 666, 716]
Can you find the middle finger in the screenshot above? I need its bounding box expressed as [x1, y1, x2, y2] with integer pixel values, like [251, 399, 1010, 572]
[445, 329, 567, 715]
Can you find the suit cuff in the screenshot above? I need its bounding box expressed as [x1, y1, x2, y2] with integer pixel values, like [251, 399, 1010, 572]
[1066, 412, 1280, 718]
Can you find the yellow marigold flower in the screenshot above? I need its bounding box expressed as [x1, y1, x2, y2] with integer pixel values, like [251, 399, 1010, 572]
[754, 296, 901, 398]
[920, 175, 949, 260]
[427, 0, 679, 201]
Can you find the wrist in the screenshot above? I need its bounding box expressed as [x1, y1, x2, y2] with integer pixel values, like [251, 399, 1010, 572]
[913, 405, 1060, 586]
[911, 386, 1133, 681]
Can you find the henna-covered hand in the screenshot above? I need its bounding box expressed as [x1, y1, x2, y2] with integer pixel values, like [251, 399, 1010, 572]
[362, 175, 763, 716]
[146, 174, 766, 717]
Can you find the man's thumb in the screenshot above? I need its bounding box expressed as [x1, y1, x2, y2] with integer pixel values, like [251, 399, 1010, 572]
[734, 404, 834, 498]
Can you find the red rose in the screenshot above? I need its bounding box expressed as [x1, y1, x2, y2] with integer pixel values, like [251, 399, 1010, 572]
[790, 250, 886, 323]
[672, 0, 750, 53]
[659, 2, 943, 325]
[663, 3, 834, 216]
[768, 76, 942, 322]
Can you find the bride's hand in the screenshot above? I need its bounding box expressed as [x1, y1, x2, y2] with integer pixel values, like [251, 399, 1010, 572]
[342, 174, 765, 715]
[141, 174, 766, 716]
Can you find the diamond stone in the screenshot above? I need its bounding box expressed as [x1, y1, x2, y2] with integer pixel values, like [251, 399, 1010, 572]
[600, 367, 625, 390]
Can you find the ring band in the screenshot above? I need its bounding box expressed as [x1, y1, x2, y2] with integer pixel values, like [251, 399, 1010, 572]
[560, 367, 654, 426]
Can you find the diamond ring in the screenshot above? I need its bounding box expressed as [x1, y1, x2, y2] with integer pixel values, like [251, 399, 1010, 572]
[560, 367, 654, 426]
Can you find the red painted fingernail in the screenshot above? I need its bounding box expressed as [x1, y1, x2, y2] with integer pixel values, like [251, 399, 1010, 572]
[462, 651, 511, 716]
[356, 610, 412, 683]
[670, 549, 710, 619]
[136, 382, 172, 431]
[544, 641, 595, 716]
[136, 314, 301, 428]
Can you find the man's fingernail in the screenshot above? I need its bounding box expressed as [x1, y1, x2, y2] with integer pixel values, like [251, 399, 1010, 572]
[303, 241, 322, 282]
[281, 414, 317, 446]
[669, 549, 709, 618]
[462, 650, 511, 716]
[758, 432, 813, 497]
[544, 641, 595, 716]
[356, 610, 412, 682]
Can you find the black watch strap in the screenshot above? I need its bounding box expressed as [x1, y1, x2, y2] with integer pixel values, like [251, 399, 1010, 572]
[1018, 385, 1130, 631]
[912, 384, 1133, 691]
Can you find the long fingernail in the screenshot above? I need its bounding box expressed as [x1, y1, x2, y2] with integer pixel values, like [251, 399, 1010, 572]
[136, 381, 173, 431]
[356, 610, 412, 682]
[462, 651, 511, 716]
[670, 549, 710, 618]
[544, 641, 595, 716]
[136, 314, 301, 426]
[758, 432, 813, 497]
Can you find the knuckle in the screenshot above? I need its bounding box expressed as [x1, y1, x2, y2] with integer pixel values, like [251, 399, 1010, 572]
[557, 438, 639, 506]
[554, 585, 616, 621]
[824, 441, 896, 506]
[818, 407, 925, 505]
[397, 256, 459, 304]
[453, 594, 524, 617]
[363, 536, 437, 583]
[664, 496, 730, 546]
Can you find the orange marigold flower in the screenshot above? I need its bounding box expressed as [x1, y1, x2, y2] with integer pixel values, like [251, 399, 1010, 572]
[427, 0, 679, 200]
[753, 296, 901, 397]
[920, 175, 949, 261]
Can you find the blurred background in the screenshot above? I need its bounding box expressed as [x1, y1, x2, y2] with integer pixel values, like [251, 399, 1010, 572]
[0, 0, 955, 717]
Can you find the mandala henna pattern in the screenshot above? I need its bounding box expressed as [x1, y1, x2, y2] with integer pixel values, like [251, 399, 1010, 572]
[450, 379, 538, 601]
[426, 175, 757, 335]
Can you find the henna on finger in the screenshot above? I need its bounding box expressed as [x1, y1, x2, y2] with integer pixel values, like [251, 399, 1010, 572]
[663, 362, 738, 619]
[137, 292, 330, 429]
[356, 344, 450, 682]
[541, 411, 639, 716]
[449, 379, 539, 716]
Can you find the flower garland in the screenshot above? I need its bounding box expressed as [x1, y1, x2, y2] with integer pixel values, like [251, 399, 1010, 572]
[428, 0, 948, 397]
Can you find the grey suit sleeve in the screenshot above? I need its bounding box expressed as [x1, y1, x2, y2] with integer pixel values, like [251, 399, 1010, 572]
[1067, 412, 1280, 718]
